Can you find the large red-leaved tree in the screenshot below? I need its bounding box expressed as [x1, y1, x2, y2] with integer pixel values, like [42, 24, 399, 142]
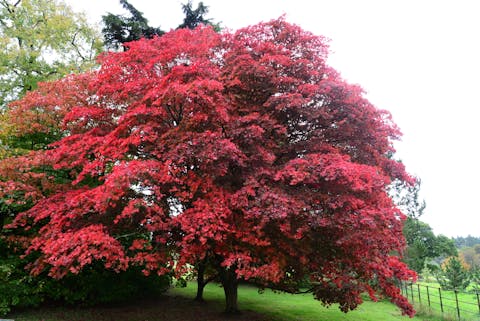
[4, 18, 416, 315]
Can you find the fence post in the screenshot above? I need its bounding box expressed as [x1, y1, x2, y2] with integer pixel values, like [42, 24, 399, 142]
[454, 289, 460, 320]
[476, 290, 480, 314]
[417, 284, 421, 304]
[438, 287, 444, 313]
[426, 285, 431, 307]
[410, 283, 415, 304]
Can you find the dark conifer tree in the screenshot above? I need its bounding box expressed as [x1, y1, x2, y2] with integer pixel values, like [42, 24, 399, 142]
[102, 0, 164, 50]
[177, 0, 219, 30]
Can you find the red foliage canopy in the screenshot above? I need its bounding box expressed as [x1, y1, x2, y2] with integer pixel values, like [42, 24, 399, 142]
[3, 18, 416, 315]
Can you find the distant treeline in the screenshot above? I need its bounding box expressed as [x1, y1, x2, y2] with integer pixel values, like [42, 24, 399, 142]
[453, 236, 480, 248]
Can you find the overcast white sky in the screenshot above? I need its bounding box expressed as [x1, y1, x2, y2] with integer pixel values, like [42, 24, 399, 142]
[67, 0, 480, 237]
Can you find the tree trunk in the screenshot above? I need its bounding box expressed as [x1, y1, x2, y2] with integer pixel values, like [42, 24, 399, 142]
[220, 267, 240, 314]
[195, 262, 206, 302]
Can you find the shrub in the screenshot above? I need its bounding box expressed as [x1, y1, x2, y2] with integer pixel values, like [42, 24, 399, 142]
[0, 243, 44, 315]
[43, 264, 171, 306]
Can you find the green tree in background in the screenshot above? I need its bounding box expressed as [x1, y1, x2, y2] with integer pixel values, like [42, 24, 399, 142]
[102, 0, 163, 51]
[470, 266, 480, 291]
[0, 0, 102, 108]
[403, 218, 457, 272]
[436, 256, 470, 291]
[453, 235, 480, 248]
[177, 0, 219, 30]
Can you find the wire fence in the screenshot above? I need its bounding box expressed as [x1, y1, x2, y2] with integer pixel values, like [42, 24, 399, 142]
[401, 282, 480, 320]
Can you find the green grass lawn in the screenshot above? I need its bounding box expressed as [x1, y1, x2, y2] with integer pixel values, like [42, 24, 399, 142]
[7, 282, 443, 321]
[172, 283, 442, 321]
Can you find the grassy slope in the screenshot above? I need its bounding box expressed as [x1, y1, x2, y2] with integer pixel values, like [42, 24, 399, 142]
[8, 282, 442, 321]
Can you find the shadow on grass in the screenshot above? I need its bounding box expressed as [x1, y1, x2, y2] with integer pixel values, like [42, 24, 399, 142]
[7, 292, 272, 321]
